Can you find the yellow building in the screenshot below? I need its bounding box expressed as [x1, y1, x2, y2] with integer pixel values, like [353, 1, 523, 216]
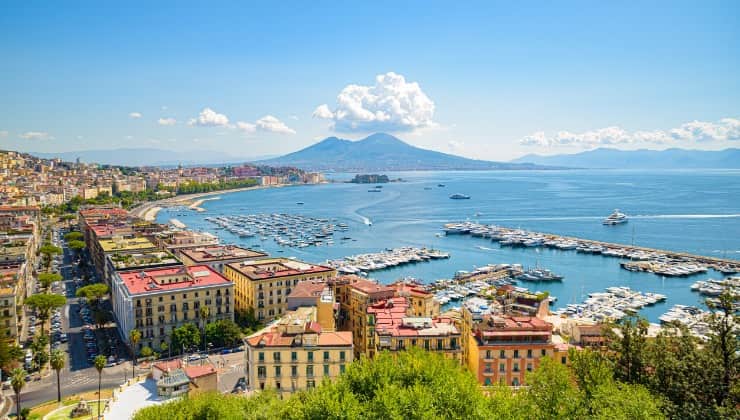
[390, 280, 440, 318]
[0, 266, 21, 342]
[223, 258, 336, 321]
[112, 264, 234, 352]
[245, 307, 353, 395]
[178, 245, 267, 273]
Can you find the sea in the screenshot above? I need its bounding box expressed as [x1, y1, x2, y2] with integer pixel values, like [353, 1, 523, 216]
[156, 169, 740, 323]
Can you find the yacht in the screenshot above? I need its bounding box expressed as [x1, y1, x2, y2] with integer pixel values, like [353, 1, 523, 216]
[603, 209, 628, 225]
[449, 193, 471, 200]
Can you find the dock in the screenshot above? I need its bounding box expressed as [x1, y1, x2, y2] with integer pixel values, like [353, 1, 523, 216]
[169, 218, 186, 229]
[443, 222, 740, 276]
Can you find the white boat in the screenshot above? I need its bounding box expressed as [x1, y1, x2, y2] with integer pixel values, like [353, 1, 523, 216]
[603, 209, 628, 225]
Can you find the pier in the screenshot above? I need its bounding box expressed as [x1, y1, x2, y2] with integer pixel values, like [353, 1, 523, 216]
[443, 222, 740, 276]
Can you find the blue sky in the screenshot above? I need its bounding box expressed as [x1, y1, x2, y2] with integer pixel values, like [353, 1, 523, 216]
[1, 1, 739, 161]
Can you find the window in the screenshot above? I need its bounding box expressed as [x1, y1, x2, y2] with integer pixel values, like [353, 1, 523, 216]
[323, 364, 330, 376]
[513, 350, 519, 359]
[499, 363, 505, 373]
[424, 339, 430, 350]
[291, 365, 297, 377]
[258, 352, 264, 362]
[323, 351, 329, 361]
[339, 364, 345, 374]
[527, 349, 532, 358]
[527, 363, 533, 372]
[561, 356, 567, 364]
[485, 350, 492, 359]
[307, 351, 313, 362]
[513, 363, 520, 372]
[512, 377, 520, 387]
[541, 349, 547, 357]
[257, 366, 266, 378]
[306, 365, 314, 377]
[291, 351, 297, 362]
[275, 382, 281, 390]
[275, 366, 281, 376]
[339, 351, 346, 361]
[307, 380, 315, 388]
[484, 378, 492, 386]
[273, 352, 281, 362]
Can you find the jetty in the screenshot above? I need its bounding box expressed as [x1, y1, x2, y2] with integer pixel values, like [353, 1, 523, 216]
[443, 222, 740, 276]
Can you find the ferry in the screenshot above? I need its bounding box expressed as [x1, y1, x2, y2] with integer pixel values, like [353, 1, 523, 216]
[449, 193, 471, 200]
[603, 209, 628, 225]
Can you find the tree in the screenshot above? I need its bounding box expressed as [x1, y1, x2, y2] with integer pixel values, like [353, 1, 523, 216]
[172, 323, 200, 354]
[29, 335, 49, 370]
[68, 240, 86, 253]
[705, 291, 739, 411]
[76, 283, 109, 308]
[94, 355, 107, 419]
[50, 349, 65, 403]
[38, 272, 62, 291]
[129, 329, 141, 378]
[140, 346, 153, 358]
[608, 316, 649, 384]
[10, 367, 26, 419]
[235, 307, 261, 335]
[25, 293, 66, 338]
[205, 319, 243, 348]
[0, 324, 23, 373]
[39, 243, 62, 270]
[63, 231, 83, 242]
[524, 357, 582, 419]
[199, 306, 210, 355]
[159, 341, 169, 359]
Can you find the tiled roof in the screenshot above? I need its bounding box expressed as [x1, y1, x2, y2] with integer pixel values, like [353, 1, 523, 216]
[183, 365, 217, 379]
[180, 245, 267, 263]
[226, 258, 334, 280]
[118, 265, 231, 295]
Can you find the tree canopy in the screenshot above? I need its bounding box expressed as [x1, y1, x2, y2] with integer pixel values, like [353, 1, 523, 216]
[38, 272, 62, 290]
[172, 323, 201, 353]
[68, 239, 86, 251]
[76, 283, 109, 305]
[204, 319, 242, 348]
[63, 231, 83, 241]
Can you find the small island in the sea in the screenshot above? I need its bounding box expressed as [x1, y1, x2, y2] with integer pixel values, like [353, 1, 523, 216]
[349, 174, 392, 184]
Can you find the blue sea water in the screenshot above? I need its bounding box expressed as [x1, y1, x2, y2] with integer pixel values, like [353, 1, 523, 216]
[157, 169, 740, 323]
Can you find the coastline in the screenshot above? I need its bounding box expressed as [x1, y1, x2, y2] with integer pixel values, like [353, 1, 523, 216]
[131, 184, 295, 221]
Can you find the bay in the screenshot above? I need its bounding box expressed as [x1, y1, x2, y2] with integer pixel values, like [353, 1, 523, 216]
[157, 169, 740, 322]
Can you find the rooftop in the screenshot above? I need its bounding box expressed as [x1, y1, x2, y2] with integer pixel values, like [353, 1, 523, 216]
[109, 250, 180, 270]
[246, 307, 352, 348]
[227, 258, 334, 281]
[180, 245, 267, 263]
[183, 365, 217, 379]
[348, 277, 396, 297]
[369, 297, 460, 338]
[100, 236, 157, 253]
[287, 280, 327, 299]
[118, 265, 232, 295]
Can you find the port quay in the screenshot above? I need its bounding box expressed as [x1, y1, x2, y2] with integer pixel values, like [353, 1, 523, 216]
[442, 221, 740, 276]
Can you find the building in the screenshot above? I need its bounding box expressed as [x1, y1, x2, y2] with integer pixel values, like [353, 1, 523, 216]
[97, 236, 158, 284]
[463, 308, 569, 387]
[223, 258, 336, 321]
[332, 276, 395, 357]
[0, 265, 21, 342]
[111, 264, 234, 352]
[178, 245, 267, 273]
[244, 307, 353, 395]
[286, 281, 337, 331]
[153, 360, 219, 397]
[390, 280, 440, 318]
[368, 297, 461, 361]
[153, 230, 219, 256]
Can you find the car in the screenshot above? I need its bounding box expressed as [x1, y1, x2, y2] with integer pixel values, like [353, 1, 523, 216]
[60, 333, 68, 342]
[187, 354, 202, 362]
[220, 348, 232, 355]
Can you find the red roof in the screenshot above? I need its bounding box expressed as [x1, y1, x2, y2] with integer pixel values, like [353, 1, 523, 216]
[183, 365, 217, 379]
[287, 281, 327, 299]
[350, 278, 395, 296]
[118, 265, 231, 295]
[153, 359, 183, 372]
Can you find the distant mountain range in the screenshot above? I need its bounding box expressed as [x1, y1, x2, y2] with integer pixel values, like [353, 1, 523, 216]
[257, 133, 545, 171]
[30, 149, 276, 167]
[512, 148, 740, 169]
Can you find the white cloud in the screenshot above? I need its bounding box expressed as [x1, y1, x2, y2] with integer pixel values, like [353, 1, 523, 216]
[256, 115, 296, 134]
[129, 112, 142, 119]
[313, 72, 437, 133]
[20, 131, 53, 140]
[236, 121, 256, 134]
[520, 117, 740, 148]
[0, 130, 8, 138]
[158, 117, 177, 126]
[188, 108, 230, 127]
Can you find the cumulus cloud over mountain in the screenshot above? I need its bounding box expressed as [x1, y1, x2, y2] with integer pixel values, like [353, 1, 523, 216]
[313, 72, 436, 133]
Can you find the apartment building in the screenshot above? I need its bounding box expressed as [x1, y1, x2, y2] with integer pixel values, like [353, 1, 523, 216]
[178, 245, 267, 273]
[390, 280, 440, 318]
[111, 264, 234, 351]
[223, 258, 336, 321]
[244, 306, 353, 395]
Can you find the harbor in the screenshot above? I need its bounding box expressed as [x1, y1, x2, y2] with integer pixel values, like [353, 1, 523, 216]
[325, 247, 450, 275]
[443, 222, 740, 276]
[551, 286, 667, 322]
[205, 213, 348, 248]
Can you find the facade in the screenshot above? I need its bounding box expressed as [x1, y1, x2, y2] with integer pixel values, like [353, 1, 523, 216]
[390, 280, 440, 318]
[223, 258, 336, 321]
[463, 308, 569, 387]
[97, 236, 158, 283]
[369, 297, 462, 361]
[333, 276, 395, 357]
[0, 266, 21, 342]
[245, 307, 353, 396]
[178, 245, 267, 273]
[153, 230, 219, 256]
[111, 264, 234, 351]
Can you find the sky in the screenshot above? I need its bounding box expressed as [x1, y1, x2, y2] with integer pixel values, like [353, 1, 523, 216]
[0, 1, 739, 161]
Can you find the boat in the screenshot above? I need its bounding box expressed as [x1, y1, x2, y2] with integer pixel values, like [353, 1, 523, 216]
[368, 189, 381, 192]
[296, 202, 304, 205]
[449, 194, 470, 200]
[438, 184, 445, 187]
[603, 209, 628, 225]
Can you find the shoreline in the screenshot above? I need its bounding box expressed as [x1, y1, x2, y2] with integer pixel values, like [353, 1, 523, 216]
[130, 183, 299, 221]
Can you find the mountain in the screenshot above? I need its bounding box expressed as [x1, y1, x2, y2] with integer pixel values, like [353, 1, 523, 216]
[257, 133, 545, 171]
[512, 148, 740, 169]
[29, 148, 274, 167]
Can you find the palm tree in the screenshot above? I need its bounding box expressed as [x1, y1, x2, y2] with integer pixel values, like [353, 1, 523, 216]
[129, 329, 141, 379]
[50, 349, 65, 403]
[199, 306, 210, 357]
[10, 368, 26, 419]
[94, 355, 107, 419]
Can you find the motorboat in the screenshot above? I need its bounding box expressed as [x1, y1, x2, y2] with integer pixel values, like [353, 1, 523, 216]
[603, 209, 628, 225]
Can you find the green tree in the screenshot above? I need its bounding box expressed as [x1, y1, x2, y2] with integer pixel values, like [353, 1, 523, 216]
[172, 323, 200, 354]
[706, 291, 739, 409]
[25, 294, 66, 335]
[68, 239, 86, 253]
[159, 341, 169, 358]
[524, 357, 582, 419]
[608, 316, 649, 384]
[204, 319, 243, 348]
[76, 283, 109, 308]
[37, 272, 62, 291]
[50, 349, 65, 403]
[140, 346, 153, 358]
[39, 243, 62, 270]
[94, 354, 107, 419]
[129, 329, 141, 378]
[63, 231, 83, 241]
[199, 306, 210, 354]
[10, 367, 26, 419]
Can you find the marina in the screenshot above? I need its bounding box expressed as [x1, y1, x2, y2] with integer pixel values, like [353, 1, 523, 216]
[551, 286, 667, 322]
[325, 247, 450, 275]
[690, 276, 740, 297]
[659, 304, 712, 341]
[443, 221, 740, 276]
[205, 213, 348, 248]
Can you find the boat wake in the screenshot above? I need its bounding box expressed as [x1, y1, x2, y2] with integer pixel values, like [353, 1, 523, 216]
[476, 245, 496, 251]
[350, 189, 401, 226]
